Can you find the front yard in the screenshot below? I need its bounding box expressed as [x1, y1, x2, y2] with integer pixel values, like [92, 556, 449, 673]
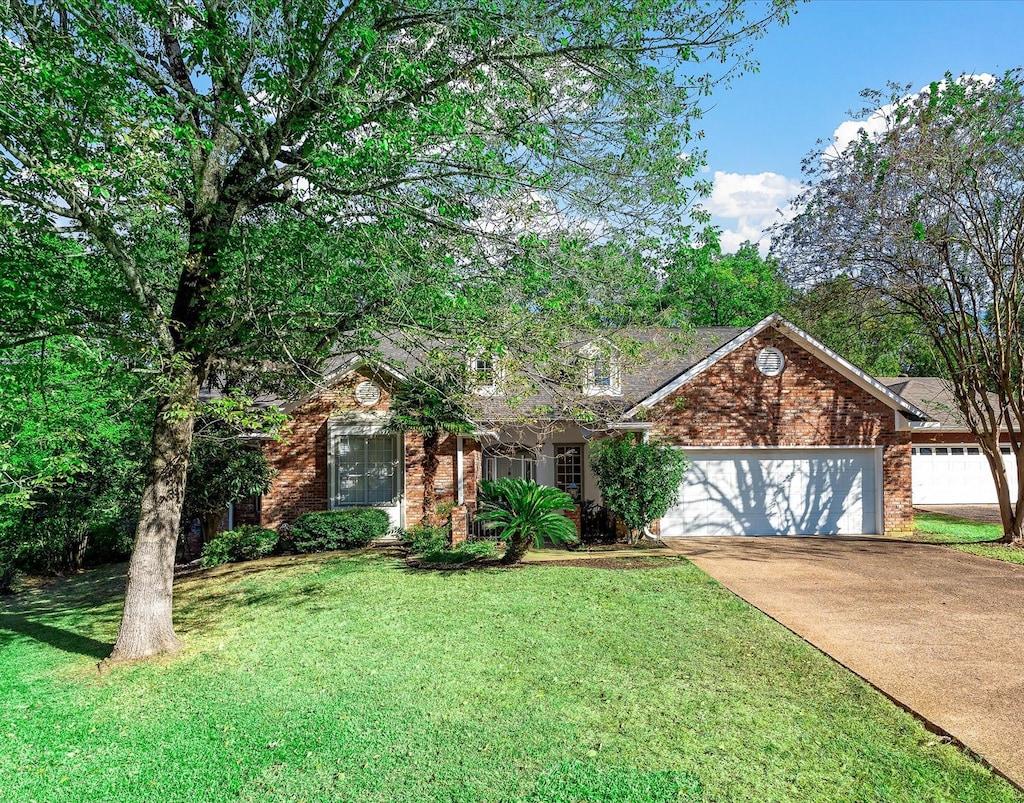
[1, 551, 1019, 802]
[914, 512, 1024, 565]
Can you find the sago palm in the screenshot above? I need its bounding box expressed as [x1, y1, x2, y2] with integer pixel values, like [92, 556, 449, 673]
[477, 478, 578, 565]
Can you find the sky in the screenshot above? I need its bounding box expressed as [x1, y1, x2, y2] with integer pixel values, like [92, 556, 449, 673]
[698, 0, 1024, 253]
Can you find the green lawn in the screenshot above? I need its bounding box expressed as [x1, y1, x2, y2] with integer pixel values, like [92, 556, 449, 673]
[913, 512, 1024, 565]
[1, 552, 1020, 803]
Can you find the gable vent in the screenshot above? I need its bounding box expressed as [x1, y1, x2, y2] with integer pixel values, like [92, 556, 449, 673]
[755, 347, 785, 377]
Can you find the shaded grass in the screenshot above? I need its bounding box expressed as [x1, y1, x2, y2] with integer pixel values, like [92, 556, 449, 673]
[913, 512, 1024, 565]
[1, 552, 1020, 802]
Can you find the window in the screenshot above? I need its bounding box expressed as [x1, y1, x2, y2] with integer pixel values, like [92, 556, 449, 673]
[951, 447, 964, 455]
[483, 446, 536, 482]
[472, 357, 494, 386]
[555, 445, 584, 502]
[332, 434, 400, 507]
[591, 356, 612, 389]
[1000, 447, 1012, 455]
[579, 341, 620, 395]
[919, 447, 933, 456]
[935, 447, 948, 455]
[968, 447, 981, 455]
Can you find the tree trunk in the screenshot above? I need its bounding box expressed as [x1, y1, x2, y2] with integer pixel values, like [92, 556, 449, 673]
[109, 371, 199, 661]
[499, 535, 531, 565]
[423, 431, 440, 526]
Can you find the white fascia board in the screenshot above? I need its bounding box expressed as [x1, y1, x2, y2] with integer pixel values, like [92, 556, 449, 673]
[623, 313, 930, 422]
[605, 422, 655, 430]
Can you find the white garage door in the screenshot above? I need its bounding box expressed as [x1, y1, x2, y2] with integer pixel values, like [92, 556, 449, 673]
[912, 445, 1018, 505]
[661, 448, 880, 537]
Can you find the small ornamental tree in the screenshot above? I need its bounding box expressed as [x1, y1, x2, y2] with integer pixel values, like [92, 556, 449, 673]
[182, 425, 275, 549]
[388, 369, 475, 525]
[589, 434, 689, 543]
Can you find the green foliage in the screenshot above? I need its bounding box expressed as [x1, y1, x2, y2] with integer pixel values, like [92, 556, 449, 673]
[420, 539, 497, 565]
[589, 435, 689, 543]
[642, 232, 790, 327]
[290, 509, 390, 553]
[404, 524, 451, 556]
[183, 425, 275, 540]
[786, 276, 941, 377]
[200, 526, 280, 568]
[387, 369, 475, 440]
[478, 478, 578, 564]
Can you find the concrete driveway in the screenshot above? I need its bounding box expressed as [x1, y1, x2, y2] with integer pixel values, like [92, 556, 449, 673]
[665, 536, 1024, 788]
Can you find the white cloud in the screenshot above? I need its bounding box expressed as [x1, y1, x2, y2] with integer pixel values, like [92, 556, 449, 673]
[704, 170, 803, 253]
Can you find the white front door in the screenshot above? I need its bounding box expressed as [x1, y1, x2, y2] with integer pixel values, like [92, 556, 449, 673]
[661, 447, 879, 537]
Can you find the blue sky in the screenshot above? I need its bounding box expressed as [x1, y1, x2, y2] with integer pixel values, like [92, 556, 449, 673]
[698, 0, 1024, 252]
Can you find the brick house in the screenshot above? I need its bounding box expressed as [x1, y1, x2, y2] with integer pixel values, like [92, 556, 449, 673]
[233, 314, 929, 539]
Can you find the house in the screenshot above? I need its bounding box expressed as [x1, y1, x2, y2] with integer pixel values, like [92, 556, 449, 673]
[233, 314, 930, 539]
[880, 377, 1017, 505]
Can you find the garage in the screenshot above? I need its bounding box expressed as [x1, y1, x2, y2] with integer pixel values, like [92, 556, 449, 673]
[661, 448, 881, 537]
[912, 445, 1018, 505]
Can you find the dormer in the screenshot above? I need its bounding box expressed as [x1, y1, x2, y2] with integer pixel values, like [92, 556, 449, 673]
[579, 340, 621, 396]
[469, 353, 501, 395]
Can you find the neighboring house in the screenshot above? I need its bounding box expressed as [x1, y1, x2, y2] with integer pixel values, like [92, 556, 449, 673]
[230, 314, 930, 538]
[880, 377, 1017, 505]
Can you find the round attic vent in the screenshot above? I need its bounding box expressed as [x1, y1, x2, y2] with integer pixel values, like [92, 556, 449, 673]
[354, 380, 382, 406]
[755, 347, 785, 377]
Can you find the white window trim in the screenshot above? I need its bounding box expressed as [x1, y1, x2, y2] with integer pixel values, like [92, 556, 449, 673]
[579, 341, 622, 396]
[469, 354, 503, 396]
[327, 421, 403, 509]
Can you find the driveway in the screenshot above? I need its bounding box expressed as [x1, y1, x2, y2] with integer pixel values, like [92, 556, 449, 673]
[665, 536, 1024, 788]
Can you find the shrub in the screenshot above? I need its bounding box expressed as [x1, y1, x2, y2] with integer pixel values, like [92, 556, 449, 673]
[290, 508, 390, 553]
[421, 539, 497, 565]
[404, 524, 450, 556]
[589, 434, 689, 544]
[200, 526, 279, 568]
[478, 478, 578, 565]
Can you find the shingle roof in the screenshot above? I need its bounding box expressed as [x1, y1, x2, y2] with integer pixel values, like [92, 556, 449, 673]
[877, 377, 970, 430]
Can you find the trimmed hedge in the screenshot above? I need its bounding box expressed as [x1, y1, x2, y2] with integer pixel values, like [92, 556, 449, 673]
[290, 508, 390, 553]
[201, 526, 280, 568]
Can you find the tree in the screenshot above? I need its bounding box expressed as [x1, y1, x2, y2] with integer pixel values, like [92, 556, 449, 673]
[786, 276, 941, 377]
[181, 424, 275, 552]
[589, 433, 689, 543]
[776, 70, 1024, 542]
[655, 232, 790, 327]
[477, 478, 578, 564]
[387, 368, 475, 526]
[0, 0, 791, 659]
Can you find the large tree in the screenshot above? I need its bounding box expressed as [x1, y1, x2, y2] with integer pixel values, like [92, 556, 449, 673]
[0, 0, 791, 659]
[777, 71, 1024, 542]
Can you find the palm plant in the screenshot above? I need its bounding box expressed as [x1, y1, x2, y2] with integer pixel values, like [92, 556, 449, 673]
[477, 478, 578, 565]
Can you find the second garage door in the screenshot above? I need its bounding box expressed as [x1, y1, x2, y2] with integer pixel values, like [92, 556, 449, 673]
[661, 448, 880, 537]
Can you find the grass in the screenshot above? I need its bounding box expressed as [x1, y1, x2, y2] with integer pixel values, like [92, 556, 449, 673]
[2, 551, 1021, 803]
[913, 512, 1024, 565]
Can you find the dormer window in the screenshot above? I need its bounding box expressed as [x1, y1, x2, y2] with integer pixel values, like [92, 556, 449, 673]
[580, 341, 621, 395]
[472, 357, 494, 385]
[469, 354, 500, 395]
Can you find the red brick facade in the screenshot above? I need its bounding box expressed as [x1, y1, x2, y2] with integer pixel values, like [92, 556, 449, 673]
[257, 367, 479, 531]
[244, 325, 915, 537]
[645, 330, 913, 534]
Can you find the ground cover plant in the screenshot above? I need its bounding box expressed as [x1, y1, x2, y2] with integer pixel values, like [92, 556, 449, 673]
[2, 552, 1020, 802]
[914, 512, 1024, 566]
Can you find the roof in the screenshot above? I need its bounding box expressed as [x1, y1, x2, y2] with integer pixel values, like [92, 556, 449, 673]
[203, 317, 930, 426]
[878, 377, 975, 431]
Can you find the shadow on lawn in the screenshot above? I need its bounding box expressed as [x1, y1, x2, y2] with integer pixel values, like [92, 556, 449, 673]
[0, 613, 113, 659]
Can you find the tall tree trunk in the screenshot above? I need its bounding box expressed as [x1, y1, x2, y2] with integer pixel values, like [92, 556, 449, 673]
[109, 370, 199, 661]
[423, 431, 440, 526]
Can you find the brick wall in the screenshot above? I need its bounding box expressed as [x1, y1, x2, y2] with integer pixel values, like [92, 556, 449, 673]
[259, 367, 472, 531]
[646, 329, 913, 534]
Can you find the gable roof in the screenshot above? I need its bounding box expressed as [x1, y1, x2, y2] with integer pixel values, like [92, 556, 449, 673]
[624, 313, 929, 421]
[877, 376, 1001, 432]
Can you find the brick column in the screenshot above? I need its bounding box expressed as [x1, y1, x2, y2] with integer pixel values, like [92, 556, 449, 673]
[451, 505, 469, 546]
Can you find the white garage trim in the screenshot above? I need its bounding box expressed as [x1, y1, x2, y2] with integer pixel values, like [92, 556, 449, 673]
[663, 446, 882, 537]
